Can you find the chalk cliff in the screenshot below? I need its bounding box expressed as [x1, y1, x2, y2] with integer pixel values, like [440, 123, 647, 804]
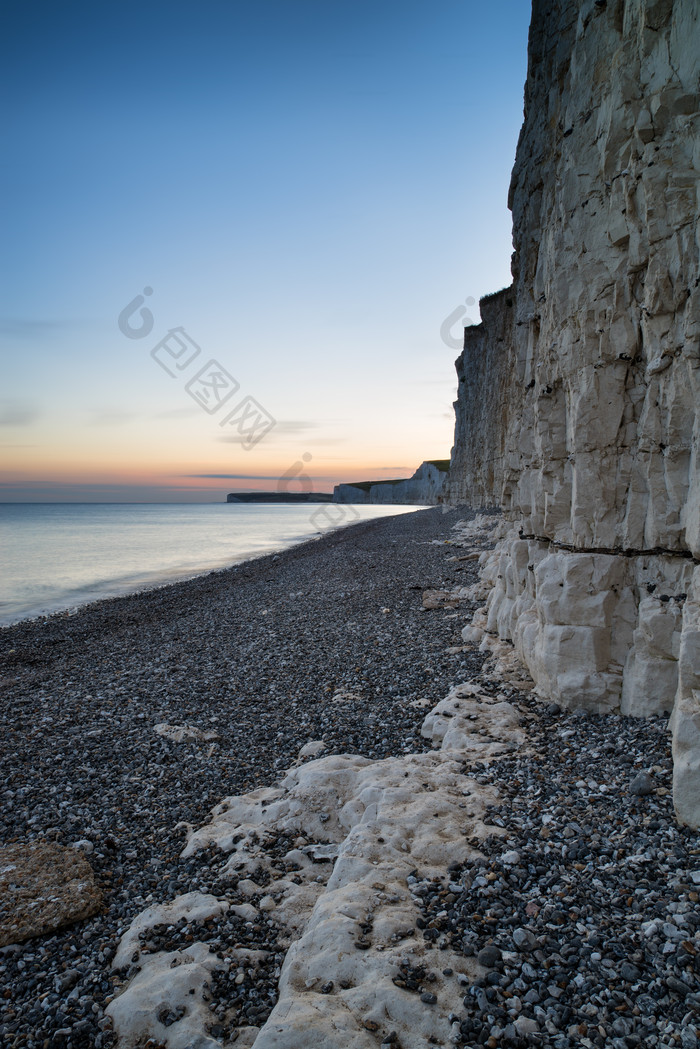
[334, 460, 449, 505]
[447, 0, 700, 825]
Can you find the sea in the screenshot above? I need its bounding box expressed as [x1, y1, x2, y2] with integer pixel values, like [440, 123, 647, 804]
[0, 502, 421, 627]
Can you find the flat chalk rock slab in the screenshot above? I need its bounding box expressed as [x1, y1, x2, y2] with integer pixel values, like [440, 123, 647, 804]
[0, 842, 103, 947]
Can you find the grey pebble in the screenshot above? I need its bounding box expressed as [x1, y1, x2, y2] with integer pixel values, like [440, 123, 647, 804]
[667, 975, 692, 995]
[476, 945, 502, 968]
[55, 969, 81, 993]
[512, 927, 536, 951]
[629, 770, 656, 795]
[4, 505, 700, 1049]
[0, 508, 482, 1048]
[408, 646, 700, 1049]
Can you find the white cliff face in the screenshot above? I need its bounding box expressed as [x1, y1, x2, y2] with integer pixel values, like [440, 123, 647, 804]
[475, 530, 693, 716]
[506, 0, 700, 556]
[670, 566, 700, 826]
[447, 0, 700, 824]
[334, 462, 449, 505]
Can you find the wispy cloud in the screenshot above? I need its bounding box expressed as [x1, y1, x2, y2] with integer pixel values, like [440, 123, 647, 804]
[216, 419, 318, 447]
[88, 410, 138, 426]
[217, 421, 347, 447]
[226, 477, 340, 487]
[0, 318, 79, 338]
[400, 378, 457, 387]
[0, 399, 40, 426]
[304, 437, 348, 446]
[218, 434, 265, 446]
[0, 480, 227, 502]
[184, 473, 291, 480]
[271, 420, 320, 436]
[154, 407, 201, 420]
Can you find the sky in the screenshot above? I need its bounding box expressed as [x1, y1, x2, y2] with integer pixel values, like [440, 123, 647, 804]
[0, 0, 531, 502]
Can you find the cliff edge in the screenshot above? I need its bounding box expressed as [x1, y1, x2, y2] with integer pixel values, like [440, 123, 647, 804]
[447, 0, 700, 825]
[334, 460, 450, 504]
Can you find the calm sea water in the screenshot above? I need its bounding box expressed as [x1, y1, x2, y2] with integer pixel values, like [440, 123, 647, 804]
[0, 503, 420, 627]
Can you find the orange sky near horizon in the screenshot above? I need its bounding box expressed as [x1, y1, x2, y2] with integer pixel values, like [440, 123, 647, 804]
[0, 419, 453, 501]
[0, 2, 530, 503]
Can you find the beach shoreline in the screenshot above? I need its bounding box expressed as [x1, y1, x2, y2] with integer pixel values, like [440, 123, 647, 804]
[1, 507, 698, 1049]
[0, 506, 486, 1045]
[0, 503, 421, 629]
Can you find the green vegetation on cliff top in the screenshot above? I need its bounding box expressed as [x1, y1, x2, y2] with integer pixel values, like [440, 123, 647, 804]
[341, 460, 450, 492]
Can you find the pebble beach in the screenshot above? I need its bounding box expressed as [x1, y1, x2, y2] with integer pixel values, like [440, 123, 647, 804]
[1, 507, 699, 1049]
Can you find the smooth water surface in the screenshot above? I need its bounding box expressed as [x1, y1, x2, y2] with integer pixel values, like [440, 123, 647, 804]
[0, 503, 421, 626]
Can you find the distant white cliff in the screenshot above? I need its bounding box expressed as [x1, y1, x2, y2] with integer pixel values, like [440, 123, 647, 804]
[333, 459, 449, 505]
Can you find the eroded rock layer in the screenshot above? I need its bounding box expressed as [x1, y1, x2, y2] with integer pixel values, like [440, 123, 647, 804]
[446, 0, 700, 824]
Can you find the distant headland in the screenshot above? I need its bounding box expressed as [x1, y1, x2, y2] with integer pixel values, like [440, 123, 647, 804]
[333, 459, 449, 505]
[226, 459, 450, 506]
[226, 492, 333, 503]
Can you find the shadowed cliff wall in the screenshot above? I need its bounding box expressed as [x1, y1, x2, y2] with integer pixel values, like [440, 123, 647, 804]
[448, 288, 515, 508]
[447, 0, 700, 825]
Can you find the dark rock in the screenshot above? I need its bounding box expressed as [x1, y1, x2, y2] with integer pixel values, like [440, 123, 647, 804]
[629, 771, 655, 796]
[477, 945, 502, 968]
[666, 975, 692, 995]
[513, 927, 537, 951]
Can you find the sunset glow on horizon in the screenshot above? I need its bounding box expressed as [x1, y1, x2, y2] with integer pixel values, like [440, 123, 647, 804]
[1, 1, 531, 502]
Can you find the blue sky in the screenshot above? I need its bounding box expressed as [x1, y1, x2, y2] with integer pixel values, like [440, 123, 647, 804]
[0, 0, 531, 501]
